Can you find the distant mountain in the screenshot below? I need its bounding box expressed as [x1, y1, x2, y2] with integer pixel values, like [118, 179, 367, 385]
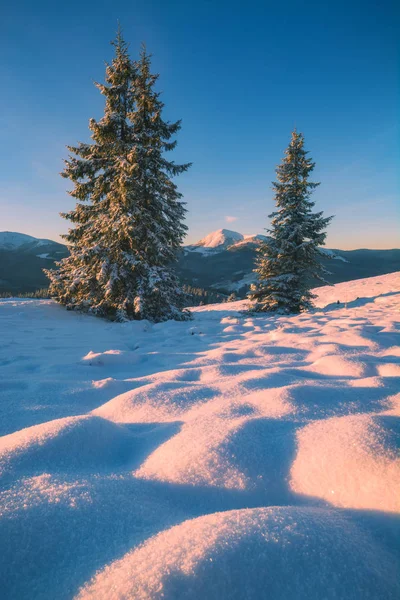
[178, 230, 400, 296]
[185, 229, 268, 254]
[0, 232, 41, 250]
[0, 232, 68, 293]
[0, 229, 399, 296]
[0, 231, 66, 255]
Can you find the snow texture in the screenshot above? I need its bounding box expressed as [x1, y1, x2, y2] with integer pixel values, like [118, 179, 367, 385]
[0, 272, 399, 599]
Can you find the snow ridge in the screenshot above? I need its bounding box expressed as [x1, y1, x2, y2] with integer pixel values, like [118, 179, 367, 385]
[0, 231, 54, 250]
[0, 231, 39, 249]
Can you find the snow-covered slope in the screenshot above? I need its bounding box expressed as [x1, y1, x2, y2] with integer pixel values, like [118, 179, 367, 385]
[0, 272, 399, 599]
[234, 233, 268, 247]
[0, 231, 62, 252]
[0, 231, 43, 250]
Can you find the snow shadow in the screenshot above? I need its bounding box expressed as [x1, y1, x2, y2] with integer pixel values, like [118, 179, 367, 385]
[0, 420, 183, 485]
[323, 291, 400, 312]
[222, 418, 303, 506]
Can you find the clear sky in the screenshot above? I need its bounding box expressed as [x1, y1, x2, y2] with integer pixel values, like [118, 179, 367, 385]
[1, 0, 399, 248]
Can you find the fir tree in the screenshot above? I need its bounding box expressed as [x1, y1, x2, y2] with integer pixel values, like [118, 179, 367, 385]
[250, 130, 333, 313]
[45, 30, 191, 322]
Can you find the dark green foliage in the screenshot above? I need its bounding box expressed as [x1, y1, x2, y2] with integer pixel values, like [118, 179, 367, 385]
[45, 31, 190, 322]
[250, 131, 333, 313]
[183, 285, 226, 306]
[0, 288, 50, 299]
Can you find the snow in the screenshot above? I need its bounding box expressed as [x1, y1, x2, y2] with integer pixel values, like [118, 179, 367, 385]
[320, 248, 349, 262]
[233, 233, 268, 247]
[0, 231, 38, 249]
[186, 229, 244, 253]
[0, 272, 399, 599]
[77, 507, 399, 600]
[194, 228, 244, 248]
[0, 231, 51, 250]
[186, 230, 268, 255]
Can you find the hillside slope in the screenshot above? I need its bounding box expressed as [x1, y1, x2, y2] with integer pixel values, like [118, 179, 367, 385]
[0, 272, 399, 599]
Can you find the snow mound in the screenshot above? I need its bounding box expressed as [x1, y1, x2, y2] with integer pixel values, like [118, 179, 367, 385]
[77, 507, 400, 600]
[82, 349, 141, 367]
[135, 415, 248, 489]
[94, 381, 218, 423]
[0, 416, 135, 477]
[378, 363, 400, 377]
[307, 354, 367, 377]
[314, 271, 400, 308]
[135, 387, 295, 491]
[290, 414, 400, 512]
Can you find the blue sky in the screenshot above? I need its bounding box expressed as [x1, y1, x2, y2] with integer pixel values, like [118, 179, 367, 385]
[1, 0, 399, 248]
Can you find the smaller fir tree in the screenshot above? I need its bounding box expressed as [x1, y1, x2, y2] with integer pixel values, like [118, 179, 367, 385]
[250, 130, 333, 313]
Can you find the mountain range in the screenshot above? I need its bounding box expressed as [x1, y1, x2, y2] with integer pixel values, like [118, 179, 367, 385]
[0, 229, 399, 295]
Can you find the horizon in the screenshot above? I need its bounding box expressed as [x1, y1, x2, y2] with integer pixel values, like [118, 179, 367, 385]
[1, 227, 399, 252]
[1, 0, 399, 249]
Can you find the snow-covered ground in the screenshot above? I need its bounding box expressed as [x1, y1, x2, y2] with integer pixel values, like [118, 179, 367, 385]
[0, 273, 399, 599]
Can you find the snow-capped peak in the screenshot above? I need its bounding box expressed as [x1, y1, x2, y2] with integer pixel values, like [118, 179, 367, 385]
[195, 229, 244, 249]
[185, 229, 268, 255]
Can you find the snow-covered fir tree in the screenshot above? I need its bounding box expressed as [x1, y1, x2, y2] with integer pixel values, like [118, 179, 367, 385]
[249, 130, 333, 313]
[45, 31, 191, 322]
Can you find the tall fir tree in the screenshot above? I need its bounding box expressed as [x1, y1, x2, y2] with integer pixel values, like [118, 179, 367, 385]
[250, 130, 333, 313]
[45, 31, 191, 322]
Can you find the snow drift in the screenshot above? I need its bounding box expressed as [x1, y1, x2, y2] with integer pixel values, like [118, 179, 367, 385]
[0, 272, 399, 599]
[77, 507, 400, 600]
